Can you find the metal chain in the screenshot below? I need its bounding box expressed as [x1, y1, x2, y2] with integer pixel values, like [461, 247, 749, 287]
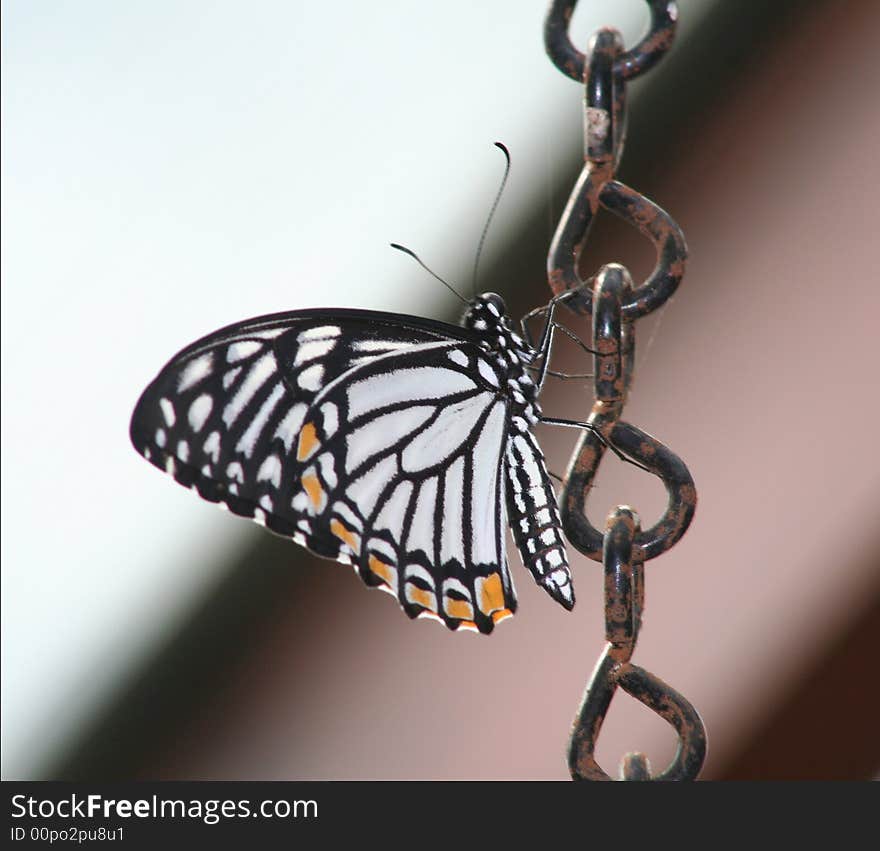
[544, 0, 706, 781]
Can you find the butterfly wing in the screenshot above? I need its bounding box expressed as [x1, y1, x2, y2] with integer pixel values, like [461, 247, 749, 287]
[130, 308, 516, 633]
[289, 340, 515, 634]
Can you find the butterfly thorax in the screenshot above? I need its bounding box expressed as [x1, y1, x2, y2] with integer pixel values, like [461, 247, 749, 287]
[463, 293, 541, 429]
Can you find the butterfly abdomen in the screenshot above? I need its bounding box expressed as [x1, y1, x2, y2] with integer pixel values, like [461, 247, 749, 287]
[504, 429, 574, 610]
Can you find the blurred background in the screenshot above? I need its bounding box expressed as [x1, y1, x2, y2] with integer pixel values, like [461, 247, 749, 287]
[2, 0, 878, 780]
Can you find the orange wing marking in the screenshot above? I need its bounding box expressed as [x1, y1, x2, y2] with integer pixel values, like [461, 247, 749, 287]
[297, 421, 319, 461]
[477, 573, 505, 615]
[405, 583, 438, 613]
[444, 597, 475, 621]
[368, 555, 395, 586]
[330, 519, 361, 554]
[301, 473, 325, 511]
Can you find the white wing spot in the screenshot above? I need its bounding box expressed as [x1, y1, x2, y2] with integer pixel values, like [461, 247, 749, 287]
[274, 403, 307, 451]
[318, 452, 337, 489]
[352, 338, 407, 352]
[159, 398, 176, 427]
[226, 461, 245, 483]
[257, 455, 282, 488]
[294, 338, 336, 366]
[176, 440, 189, 462]
[188, 394, 213, 433]
[223, 353, 275, 427]
[178, 353, 213, 393]
[165, 457, 176, 476]
[320, 402, 339, 437]
[250, 328, 286, 340]
[223, 367, 242, 390]
[297, 325, 340, 342]
[297, 363, 325, 391]
[447, 350, 469, 367]
[203, 431, 221, 463]
[227, 340, 262, 363]
[259, 494, 274, 511]
[155, 428, 166, 448]
[236, 382, 285, 458]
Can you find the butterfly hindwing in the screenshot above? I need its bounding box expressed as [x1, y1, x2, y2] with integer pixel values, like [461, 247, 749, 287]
[288, 341, 516, 633]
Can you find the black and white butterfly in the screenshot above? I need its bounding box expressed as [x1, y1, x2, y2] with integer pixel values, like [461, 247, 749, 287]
[130, 290, 579, 634]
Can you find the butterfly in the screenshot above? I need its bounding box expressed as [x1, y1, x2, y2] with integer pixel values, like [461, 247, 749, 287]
[129, 290, 578, 634]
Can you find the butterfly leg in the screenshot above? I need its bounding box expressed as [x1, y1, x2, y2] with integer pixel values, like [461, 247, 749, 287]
[525, 365, 593, 381]
[538, 416, 651, 473]
[522, 293, 596, 391]
[520, 290, 574, 350]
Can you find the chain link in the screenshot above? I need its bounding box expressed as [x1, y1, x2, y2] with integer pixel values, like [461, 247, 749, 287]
[544, 0, 706, 781]
[545, 0, 678, 83]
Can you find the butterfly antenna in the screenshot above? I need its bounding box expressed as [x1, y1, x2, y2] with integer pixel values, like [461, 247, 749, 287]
[471, 141, 511, 297]
[390, 243, 469, 306]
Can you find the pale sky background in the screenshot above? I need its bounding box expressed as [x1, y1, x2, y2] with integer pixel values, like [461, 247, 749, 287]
[1, 0, 708, 778]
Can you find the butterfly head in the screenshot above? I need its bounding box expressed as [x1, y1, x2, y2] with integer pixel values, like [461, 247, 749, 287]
[464, 292, 509, 333]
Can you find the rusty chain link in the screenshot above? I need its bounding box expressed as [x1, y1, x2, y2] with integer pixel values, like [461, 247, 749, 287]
[544, 0, 706, 781]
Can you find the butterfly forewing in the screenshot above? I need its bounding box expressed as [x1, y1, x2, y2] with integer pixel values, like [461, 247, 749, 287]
[130, 309, 454, 520]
